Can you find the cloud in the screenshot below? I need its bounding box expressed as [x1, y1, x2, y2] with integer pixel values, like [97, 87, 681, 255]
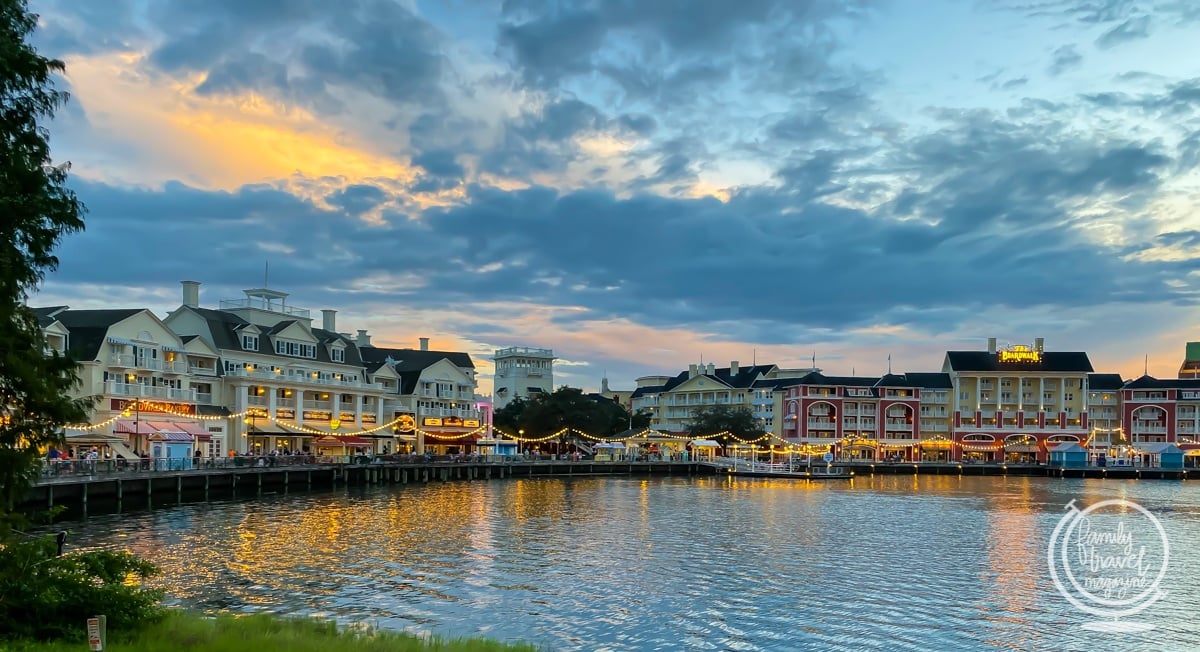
[1047, 45, 1083, 76]
[1095, 15, 1152, 48]
[28, 0, 1200, 392]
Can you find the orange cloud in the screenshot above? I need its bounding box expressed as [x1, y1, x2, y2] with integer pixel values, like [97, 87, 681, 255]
[61, 53, 417, 191]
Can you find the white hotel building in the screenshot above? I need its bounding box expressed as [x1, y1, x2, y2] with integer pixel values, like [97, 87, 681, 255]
[41, 281, 484, 456]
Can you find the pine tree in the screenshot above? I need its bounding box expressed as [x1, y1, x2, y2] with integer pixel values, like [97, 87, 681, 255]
[0, 0, 89, 517]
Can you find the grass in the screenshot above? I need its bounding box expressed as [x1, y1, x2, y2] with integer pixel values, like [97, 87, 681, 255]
[1, 611, 542, 652]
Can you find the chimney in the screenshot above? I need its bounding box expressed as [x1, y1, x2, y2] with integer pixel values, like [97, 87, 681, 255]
[356, 329, 371, 347]
[730, 360, 739, 375]
[987, 337, 997, 354]
[321, 309, 337, 332]
[419, 337, 429, 351]
[181, 281, 200, 308]
[1035, 337, 1044, 352]
[688, 364, 698, 378]
[707, 362, 715, 375]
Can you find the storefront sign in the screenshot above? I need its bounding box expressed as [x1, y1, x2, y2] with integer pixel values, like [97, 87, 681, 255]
[444, 416, 463, 426]
[275, 408, 295, 420]
[339, 411, 355, 422]
[109, 399, 196, 415]
[303, 410, 332, 421]
[998, 344, 1042, 364]
[463, 419, 480, 427]
[395, 414, 415, 430]
[423, 417, 443, 426]
[362, 414, 377, 424]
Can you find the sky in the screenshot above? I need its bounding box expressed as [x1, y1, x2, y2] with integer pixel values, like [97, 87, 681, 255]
[25, 0, 1200, 394]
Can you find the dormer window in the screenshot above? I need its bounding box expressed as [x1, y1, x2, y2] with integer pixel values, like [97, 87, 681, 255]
[332, 347, 345, 363]
[242, 335, 258, 351]
[274, 338, 316, 359]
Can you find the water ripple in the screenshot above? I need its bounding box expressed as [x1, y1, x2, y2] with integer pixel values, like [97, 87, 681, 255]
[59, 474, 1200, 651]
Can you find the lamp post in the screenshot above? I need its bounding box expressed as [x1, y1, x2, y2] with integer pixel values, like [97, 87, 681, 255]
[122, 397, 142, 456]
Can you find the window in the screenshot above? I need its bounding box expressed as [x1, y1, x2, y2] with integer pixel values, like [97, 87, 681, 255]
[1066, 379, 1076, 388]
[275, 339, 317, 359]
[1065, 393, 1074, 401]
[959, 392, 969, 401]
[242, 334, 258, 350]
[332, 348, 345, 362]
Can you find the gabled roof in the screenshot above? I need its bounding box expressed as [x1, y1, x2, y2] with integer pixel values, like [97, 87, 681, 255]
[630, 364, 776, 396]
[32, 305, 69, 327]
[750, 377, 805, 390]
[50, 309, 143, 360]
[874, 373, 912, 388]
[1123, 375, 1200, 390]
[1087, 373, 1125, 391]
[799, 371, 879, 387]
[944, 351, 1094, 373]
[902, 372, 954, 389]
[359, 346, 475, 371]
[182, 306, 364, 368]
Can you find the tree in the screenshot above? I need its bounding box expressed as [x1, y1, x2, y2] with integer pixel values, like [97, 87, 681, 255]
[685, 405, 765, 452]
[492, 396, 528, 435]
[0, 0, 90, 518]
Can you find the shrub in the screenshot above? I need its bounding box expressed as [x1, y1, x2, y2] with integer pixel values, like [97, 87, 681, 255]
[0, 534, 164, 640]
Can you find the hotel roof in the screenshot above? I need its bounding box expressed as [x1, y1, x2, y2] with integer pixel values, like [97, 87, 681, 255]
[1087, 373, 1125, 391]
[944, 351, 1094, 373]
[1123, 375, 1200, 390]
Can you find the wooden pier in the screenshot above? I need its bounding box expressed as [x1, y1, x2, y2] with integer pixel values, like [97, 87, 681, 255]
[27, 460, 716, 515]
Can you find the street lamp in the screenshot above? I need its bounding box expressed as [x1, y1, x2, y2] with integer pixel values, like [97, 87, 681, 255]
[122, 397, 141, 455]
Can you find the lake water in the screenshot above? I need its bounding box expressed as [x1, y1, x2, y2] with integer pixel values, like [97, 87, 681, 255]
[62, 474, 1200, 651]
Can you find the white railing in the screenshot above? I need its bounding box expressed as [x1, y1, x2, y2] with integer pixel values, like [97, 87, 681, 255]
[1131, 424, 1167, 434]
[885, 420, 912, 428]
[137, 358, 162, 371]
[160, 361, 188, 373]
[225, 367, 382, 390]
[195, 392, 213, 405]
[104, 381, 195, 401]
[807, 420, 836, 429]
[248, 396, 267, 406]
[109, 354, 135, 367]
[188, 364, 218, 376]
[275, 397, 296, 408]
[218, 297, 311, 318]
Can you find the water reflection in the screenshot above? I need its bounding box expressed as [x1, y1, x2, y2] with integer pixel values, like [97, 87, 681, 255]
[63, 475, 1200, 651]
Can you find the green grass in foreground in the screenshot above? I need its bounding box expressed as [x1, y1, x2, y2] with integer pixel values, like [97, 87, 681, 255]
[1, 611, 542, 652]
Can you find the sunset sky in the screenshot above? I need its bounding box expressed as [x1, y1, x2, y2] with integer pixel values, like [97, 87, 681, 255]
[28, 0, 1200, 394]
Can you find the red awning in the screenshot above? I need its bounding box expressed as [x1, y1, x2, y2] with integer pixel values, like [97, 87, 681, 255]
[114, 419, 158, 435]
[172, 421, 212, 441]
[148, 421, 187, 435]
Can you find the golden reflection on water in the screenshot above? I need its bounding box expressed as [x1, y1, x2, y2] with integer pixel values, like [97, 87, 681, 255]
[62, 475, 1200, 651]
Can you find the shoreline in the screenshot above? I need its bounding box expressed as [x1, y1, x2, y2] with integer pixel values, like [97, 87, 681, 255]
[27, 458, 1191, 522]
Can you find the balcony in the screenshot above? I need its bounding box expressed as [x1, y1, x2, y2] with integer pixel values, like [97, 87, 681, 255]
[923, 423, 949, 432]
[109, 354, 135, 367]
[807, 420, 836, 429]
[195, 392, 213, 405]
[188, 364, 218, 376]
[161, 361, 188, 374]
[105, 381, 195, 402]
[885, 419, 913, 429]
[137, 358, 162, 371]
[226, 367, 383, 390]
[1131, 423, 1167, 434]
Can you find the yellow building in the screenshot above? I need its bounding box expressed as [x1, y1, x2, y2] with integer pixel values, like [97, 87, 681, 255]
[944, 337, 1093, 463]
[630, 361, 817, 436]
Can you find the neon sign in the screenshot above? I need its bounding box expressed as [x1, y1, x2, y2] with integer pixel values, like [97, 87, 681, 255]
[998, 344, 1042, 364]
